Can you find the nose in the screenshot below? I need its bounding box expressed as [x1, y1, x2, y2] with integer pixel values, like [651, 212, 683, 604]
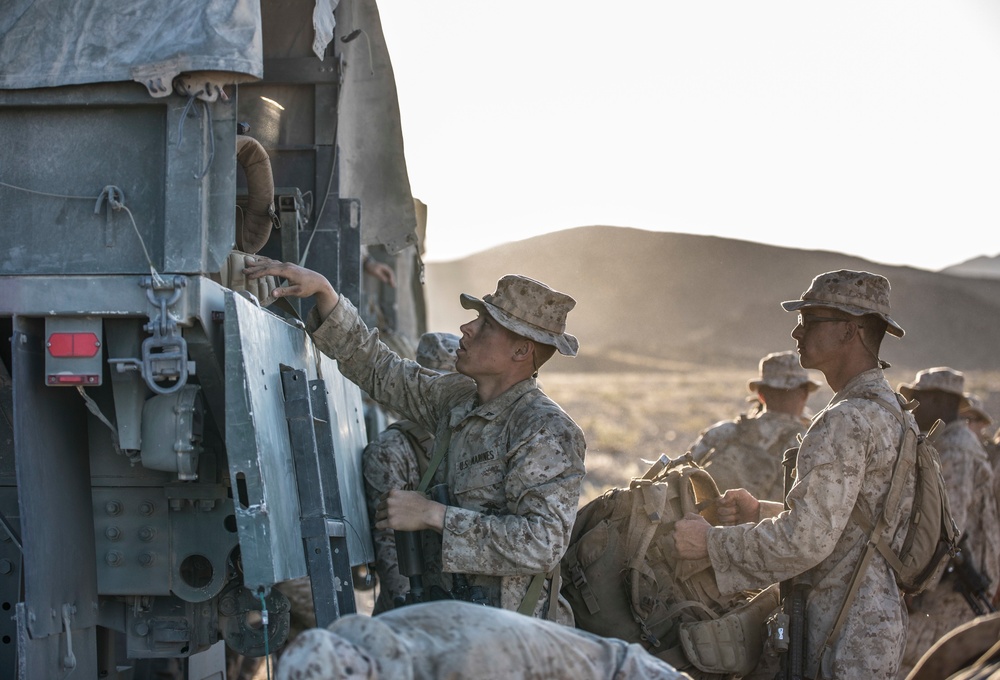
[791, 323, 804, 341]
[459, 319, 473, 337]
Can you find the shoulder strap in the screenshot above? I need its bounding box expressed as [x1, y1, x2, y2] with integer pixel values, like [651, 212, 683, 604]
[416, 426, 451, 493]
[387, 420, 434, 455]
[820, 392, 911, 663]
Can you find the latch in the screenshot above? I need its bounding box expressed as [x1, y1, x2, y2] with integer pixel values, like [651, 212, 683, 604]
[109, 276, 195, 395]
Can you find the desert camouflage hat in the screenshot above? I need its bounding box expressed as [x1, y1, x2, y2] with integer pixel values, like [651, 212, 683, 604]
[416, 332, 460, 372]
[747, 350, 822, 394]
[460, 275, 579, 357]
[275, 628, 376, 680]
[781, 269, 904, 338]
[960, 394, 994, 426]
[898, 366, 971, 407]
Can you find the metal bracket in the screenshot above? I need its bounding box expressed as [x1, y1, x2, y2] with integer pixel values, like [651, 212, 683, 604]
[61, 603, 77, 670]
[280, 367, 356, 627]
[109, 276, 194, 395]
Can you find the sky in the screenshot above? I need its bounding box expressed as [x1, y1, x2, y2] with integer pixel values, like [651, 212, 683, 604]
[375, 1, 1000, 271]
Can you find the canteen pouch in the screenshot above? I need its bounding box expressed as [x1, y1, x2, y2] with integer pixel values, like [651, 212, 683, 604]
[678, 583, 780, 676]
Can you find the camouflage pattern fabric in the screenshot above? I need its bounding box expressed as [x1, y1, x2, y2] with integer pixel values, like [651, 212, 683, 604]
[688, 410, 805, 502]
[899, 421, 1000, 678]
[706, 369, 915, 679]
[991, 437, 1000, 607]
[307, 299, 586, 624]
[275, 600, 695, 680]
[361, 424, 439, 613]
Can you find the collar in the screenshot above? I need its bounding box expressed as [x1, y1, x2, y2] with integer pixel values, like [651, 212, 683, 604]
[449, 377, 537, 427]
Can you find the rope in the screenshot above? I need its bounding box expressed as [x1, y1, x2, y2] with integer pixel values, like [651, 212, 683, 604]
[259, 590, 272, 680]
[76, 386, 126, 459]
[0, 180, 95, 201]
[2, 179, 166, 285]
[176, 93, 216, 180]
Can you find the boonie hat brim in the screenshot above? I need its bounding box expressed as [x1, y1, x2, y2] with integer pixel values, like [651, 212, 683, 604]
[781, 299, 904, 338]
[461, 293, 579, 357]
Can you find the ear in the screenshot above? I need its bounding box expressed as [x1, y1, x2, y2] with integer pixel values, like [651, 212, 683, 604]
[842, 319, 862, 343]
[511, 339, 534, 364]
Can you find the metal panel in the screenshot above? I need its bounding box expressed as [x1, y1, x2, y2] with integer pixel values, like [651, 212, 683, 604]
[16, 602, 98, 680]
[12, 317, 99, 676]
[93, 488, 171, 597]
[224, 292, 373, 589]
[316, 360, 373, 566]
[224, 294, 310, 589]
[0, 84, 236, 276]
[0, 489, 21, 674]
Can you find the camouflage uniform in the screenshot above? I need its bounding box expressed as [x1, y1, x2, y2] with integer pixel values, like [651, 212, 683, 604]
[362, 332, 459, 613]
[275, 600, 694, 680]
[707, 369, 913, 679]
[307, 295, 586, 624]
[900, 420, 1000, 676]
[689, 411, 806, 502]
[689, 351, 818, 501]
[990, 433, 1000, 608]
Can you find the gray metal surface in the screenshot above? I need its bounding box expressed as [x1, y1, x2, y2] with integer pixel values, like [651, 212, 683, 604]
[316, 349, 372, 567]
[224, 292, 372, 591]
[281, 367, 354, 626]
[0, 488, 21, 674]
[225, 294, 309, 588]
[12, 317, 99, 676]
[0, 84, 237, 276]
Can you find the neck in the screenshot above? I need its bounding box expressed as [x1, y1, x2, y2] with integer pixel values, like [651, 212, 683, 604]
[823, 356, 878, 393]
[474, 373, 532, 403]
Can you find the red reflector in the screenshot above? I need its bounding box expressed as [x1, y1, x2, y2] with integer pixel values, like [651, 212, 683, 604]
[47, 374, 99, 385]
[47, 332, 100, 358]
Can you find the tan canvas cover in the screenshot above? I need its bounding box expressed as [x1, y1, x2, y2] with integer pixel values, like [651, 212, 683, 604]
[335, 0, 418, 254]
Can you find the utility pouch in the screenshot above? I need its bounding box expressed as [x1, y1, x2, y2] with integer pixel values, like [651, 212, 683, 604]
[766, 609, 791, 655]
[678, 584, 780, 676]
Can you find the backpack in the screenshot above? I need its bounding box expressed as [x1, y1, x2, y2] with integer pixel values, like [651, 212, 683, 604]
[854, 394, 959, 595]
[820, 393, 961, 666]
[697, 414, 804, 501]
[561, 456, 770, 678]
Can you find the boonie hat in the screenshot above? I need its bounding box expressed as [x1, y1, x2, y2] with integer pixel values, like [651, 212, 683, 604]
[747, 350, 822, 394]
[898, 366, 970, 407]
[416, 332, 460, 372]
[781, 270, 904, 338]
[960, 394, 993, 426]
[460, 275, 579, 357]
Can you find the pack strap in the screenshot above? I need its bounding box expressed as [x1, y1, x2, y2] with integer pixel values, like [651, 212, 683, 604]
[654, 643, 696, 671]
[416, 426, 452, 493]
[819, 392, 908, 666]
[387, 420, 435, 457]
[517, 569, 560, 619]
[566, 560, 601, 615]
[820, 516, 885, 664]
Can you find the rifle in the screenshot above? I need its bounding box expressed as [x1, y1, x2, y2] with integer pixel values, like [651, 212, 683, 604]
[949, 534, 997, 616]
[393, 522, 428, 607]
[428, 484, 489, 606]
[393, 483, 488, 607]
[774, 447, 811, 680]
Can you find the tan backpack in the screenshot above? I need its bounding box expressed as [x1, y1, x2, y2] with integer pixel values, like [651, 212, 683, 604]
[561, 456, 773, 678]
[819, 393, 960, 667]
[853, 394, 959, 595]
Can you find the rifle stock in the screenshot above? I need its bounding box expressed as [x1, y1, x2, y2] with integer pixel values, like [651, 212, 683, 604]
[950, 535, 997, 616]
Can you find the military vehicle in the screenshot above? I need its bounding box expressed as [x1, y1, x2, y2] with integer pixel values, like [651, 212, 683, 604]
[0, 1, 424, 677]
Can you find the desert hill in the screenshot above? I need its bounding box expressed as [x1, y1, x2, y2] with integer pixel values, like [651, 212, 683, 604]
[424, 226, 1000, 378]
[943, 253, 1000, 279]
